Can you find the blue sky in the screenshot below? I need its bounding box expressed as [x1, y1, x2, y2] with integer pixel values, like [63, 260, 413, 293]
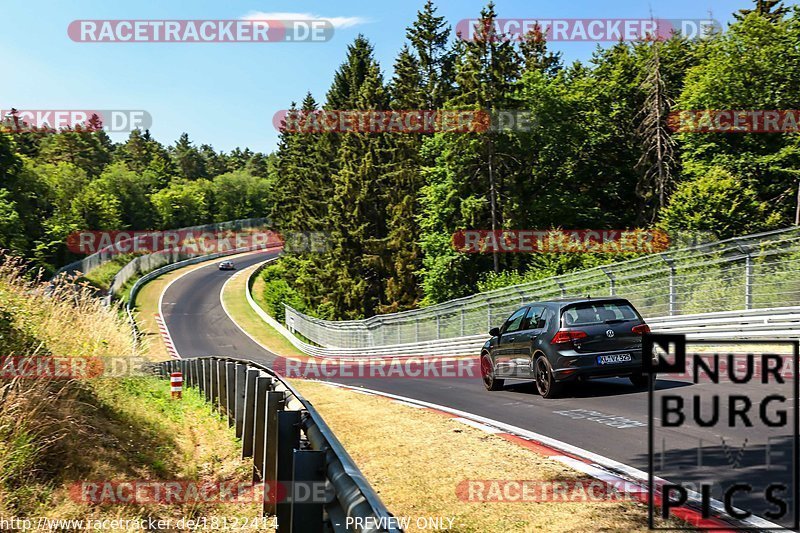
[2, 0, 749, 153]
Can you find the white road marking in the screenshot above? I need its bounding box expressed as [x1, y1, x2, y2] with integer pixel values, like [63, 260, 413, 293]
[552, 409, 646, 429]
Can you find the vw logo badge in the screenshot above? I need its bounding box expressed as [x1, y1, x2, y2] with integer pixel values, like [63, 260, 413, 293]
[606, 329, 615, 338]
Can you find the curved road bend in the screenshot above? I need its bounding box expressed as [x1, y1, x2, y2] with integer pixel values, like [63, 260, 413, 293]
[161, 251, 795, 526]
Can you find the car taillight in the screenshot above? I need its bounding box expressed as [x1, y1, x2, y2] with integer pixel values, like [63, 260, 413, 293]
[632, 324, 651, 335]
[552, 329, 588, 344]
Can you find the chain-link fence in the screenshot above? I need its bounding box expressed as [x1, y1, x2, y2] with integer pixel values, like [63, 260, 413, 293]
[285, 227, 800, 349]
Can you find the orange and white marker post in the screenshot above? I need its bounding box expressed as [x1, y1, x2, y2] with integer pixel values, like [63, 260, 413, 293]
[170, 372, 183, 399]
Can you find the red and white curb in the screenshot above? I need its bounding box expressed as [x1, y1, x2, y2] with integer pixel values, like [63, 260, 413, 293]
[316, 381, 782, 532]
[155, 313, 179, 359]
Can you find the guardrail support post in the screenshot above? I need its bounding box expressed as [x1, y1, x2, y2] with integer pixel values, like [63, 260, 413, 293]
[226, 362, 236, 427]
[668, 265, 677, 316]
[179, 360, 187, 384]
[460, 309, 465, 337]
[602, 267, 616, 296]
[242, 369, 260, 459]
[435, 315, 441, 340]
[745, 254, 753, 310]
[556, 279, 567, 298]
[252, 376, 271, 481]
[660, 254, 677, 316]
[210, 359, 219, 410]
[275, 410, 302, 529]
[234, 364, 247, 437]
[289, 450, 325, 533]
[263, 391, 285, 517]
[183, 360, 191, 388]
[202, 360, 212, 402]
[217, 360, 227, 417]
[192, 359, 200, 389]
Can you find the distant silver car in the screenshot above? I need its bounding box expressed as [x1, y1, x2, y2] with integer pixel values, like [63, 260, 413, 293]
[218, 260, 235, 270]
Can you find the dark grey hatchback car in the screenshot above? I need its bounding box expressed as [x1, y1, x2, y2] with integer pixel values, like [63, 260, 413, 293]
[480, 297, 651, 398]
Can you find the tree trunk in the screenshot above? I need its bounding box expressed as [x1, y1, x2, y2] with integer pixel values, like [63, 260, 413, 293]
[795, 180, 800, 226]
[488, 149, 499, 273]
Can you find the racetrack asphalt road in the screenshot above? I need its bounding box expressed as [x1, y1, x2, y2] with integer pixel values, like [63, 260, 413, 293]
[161, 251, 797, 528]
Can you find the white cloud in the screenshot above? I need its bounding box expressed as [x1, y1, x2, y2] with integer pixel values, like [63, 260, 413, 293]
[242, 11, 370, 29]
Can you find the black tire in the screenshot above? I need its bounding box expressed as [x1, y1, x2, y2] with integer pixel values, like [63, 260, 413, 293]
[630, 372, 654, 388]
[534, 356, 562, 399]
[481, 354, 504, 391]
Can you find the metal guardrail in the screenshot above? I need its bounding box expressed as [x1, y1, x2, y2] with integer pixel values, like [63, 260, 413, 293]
[648, 306, 800, 338]
[285, 226, 800, 349]
[154, 357, 401, 533]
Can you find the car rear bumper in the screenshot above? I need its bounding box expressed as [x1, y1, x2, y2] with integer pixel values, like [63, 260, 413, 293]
[553, 349, 644, 382]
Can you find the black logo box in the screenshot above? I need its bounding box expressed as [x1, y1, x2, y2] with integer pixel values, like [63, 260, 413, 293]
[645, 334, 800, 531]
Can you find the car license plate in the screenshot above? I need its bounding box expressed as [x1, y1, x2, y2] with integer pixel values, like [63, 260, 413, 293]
[597, 353, 632, 365]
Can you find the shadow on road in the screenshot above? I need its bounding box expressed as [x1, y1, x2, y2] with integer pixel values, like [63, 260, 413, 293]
[502, 377, 693, 398]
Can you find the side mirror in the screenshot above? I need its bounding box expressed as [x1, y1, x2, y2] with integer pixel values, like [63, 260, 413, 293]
[489, 327, 501, 338]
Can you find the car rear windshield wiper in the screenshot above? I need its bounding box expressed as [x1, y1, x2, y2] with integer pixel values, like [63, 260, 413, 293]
[604, 319, 625, 324]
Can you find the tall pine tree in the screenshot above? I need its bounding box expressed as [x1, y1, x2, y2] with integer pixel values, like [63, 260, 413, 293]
[378, 46, 427, 312]
[406, 0, 455, 109]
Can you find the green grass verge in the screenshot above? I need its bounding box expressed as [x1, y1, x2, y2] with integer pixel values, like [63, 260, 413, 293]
[77, 254, 139, 292]
[221, 264, 306, 358]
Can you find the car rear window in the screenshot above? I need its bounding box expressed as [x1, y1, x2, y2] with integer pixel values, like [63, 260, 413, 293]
[561, 302, 639, 326]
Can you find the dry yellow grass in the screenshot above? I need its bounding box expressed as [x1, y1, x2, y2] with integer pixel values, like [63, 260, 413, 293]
[291, 381, 686, 533]
[0, 255, 263, 529]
